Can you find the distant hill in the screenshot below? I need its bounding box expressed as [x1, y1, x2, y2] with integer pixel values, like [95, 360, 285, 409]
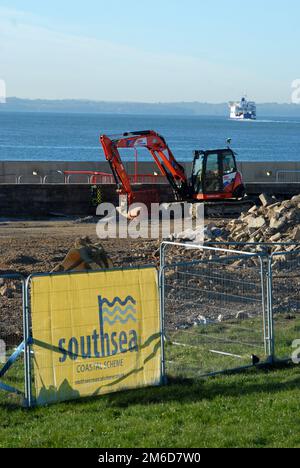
[1, 97, 300, 117]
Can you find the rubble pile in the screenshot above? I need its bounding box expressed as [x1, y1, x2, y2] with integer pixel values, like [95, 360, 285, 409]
[167, 194, 300, 265]
[225, 194, 300, 249]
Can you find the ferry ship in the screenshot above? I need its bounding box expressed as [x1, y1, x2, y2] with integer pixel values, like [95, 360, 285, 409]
[229, 96, 256, 120]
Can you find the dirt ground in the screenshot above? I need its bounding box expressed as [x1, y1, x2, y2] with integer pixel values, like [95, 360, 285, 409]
[0, 220, 161, 275]
[0, 219, 163, 343]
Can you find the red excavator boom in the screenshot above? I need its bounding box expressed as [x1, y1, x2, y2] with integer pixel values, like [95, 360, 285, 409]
[100, 131, 188, 205]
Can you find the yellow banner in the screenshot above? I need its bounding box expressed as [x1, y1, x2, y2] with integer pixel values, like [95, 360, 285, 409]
[30, 268, 161, 406]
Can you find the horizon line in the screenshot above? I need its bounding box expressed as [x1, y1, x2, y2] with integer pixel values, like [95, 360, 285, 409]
[3, 97, 296, 106]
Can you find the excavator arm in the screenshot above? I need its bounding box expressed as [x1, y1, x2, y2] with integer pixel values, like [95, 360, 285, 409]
[100, 130, 189, 205]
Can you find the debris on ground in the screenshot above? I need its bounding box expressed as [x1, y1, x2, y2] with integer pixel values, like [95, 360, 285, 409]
[0, 283, 16, 298]
[225, 194, 300, 248]
[171, 194, 300, 252]
[73, 216, 98, 224]
[52, 236, 114, 272]
[235, 311, 249, 321]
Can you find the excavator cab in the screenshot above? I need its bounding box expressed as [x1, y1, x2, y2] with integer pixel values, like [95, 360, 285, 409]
[191, 149, 245, 200]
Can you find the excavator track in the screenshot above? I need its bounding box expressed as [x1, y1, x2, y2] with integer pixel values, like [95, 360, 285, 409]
[202, 199, 255, 218]
[161, 198, 255, 220]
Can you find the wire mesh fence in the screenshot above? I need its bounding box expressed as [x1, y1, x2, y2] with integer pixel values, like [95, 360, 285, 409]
[160, 243, 271, 378]
[270, 250, 300, 361]
[0, 274, 27, 405]
[0, 275, 24, 348]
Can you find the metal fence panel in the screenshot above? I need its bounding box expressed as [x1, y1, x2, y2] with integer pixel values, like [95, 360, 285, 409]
[270, 249, 300, 361]
[276, 171, 300, 184]
[25, 266, 162, 407]
[0, 274, 28, 406]
[160, 242, 271, 379]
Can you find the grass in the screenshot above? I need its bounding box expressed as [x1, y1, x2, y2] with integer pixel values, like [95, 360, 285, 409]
[166, 314, 300, 377]
[0, 315, 300, 448]
[1, 365, 300, 448]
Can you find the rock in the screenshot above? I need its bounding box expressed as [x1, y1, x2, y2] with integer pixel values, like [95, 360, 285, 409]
[0, 284, 14, 298]
[292, 227, 300, 241]
[233, 224, 246, 234]
[267, 202, 281, 210]
[233, 219, 244, 226]
[274, 255, 287, 263]
[242, 214, 254, 224]
[286, 208, 298, 222]
[291, 195, 300, 204]
[274, 205, 288, 215]
[234, 232, 247, 242]
[248, 205, 258, 214]
[285, 245, 296, 252]
[195, 315, 208, 325]
[175, 229, 196, 242]
[282, 200, 294, 210]
[230, 259, 244, 268]
[73, 216, 94, 224]
[236, 311, 249, 320]
[259, 193, 274, 208]
[269, 233, 282, 242]
[215, 236, 227, 243]
[178, 324, 191, 330]
[268, 211, 280, 222]
[269, 216, 288, 231]
[194, 315, 216, 326]
[246, 216, 266, 230]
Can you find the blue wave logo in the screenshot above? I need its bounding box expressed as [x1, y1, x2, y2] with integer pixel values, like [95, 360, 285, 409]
[58, 295, 139, 362]
[99, 296, 137, 326]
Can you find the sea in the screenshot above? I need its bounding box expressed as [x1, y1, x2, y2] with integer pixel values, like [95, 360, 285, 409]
[0, 112, 299, 162]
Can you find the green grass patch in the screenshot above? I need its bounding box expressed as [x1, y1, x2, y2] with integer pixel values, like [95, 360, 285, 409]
[166, 315, 300, 377]
[1, 315, 300, 448]
[166, 317, 266, 377]
[1, 364, 300, 448]
[273, 314, 300, 359]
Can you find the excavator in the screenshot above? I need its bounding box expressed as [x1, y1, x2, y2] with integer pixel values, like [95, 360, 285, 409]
[100, 130, 246, 214]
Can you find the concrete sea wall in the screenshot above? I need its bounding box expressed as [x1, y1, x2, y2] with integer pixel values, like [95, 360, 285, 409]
[0, 161, 299, 216]
[1, 160, 300, 184]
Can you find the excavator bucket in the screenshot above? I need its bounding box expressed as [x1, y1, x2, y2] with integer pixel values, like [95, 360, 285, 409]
[52, 237, 113, 273]
[116, 190, 162, 220]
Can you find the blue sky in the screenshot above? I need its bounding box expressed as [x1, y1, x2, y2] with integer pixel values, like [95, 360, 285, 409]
[0, 0, 299, 102]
